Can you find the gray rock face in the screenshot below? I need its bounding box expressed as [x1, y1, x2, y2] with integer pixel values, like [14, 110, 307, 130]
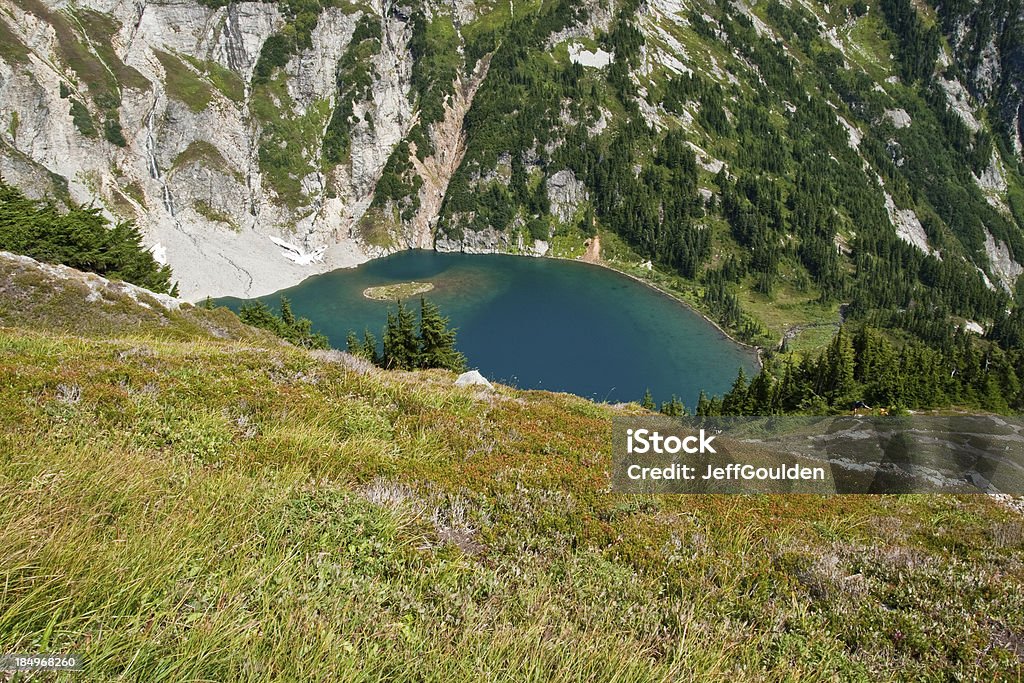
[1, 0, 1020, 308]
[985, 230, 1023, 293]
[0, 0, 413, 300]
[435, 225, 514, 254]
[546, 169, 588, 224]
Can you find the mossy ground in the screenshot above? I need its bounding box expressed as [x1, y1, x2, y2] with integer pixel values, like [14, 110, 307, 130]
[0, 260, 1022, 680]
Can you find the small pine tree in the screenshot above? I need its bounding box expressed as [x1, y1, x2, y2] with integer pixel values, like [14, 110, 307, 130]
[361, 328, 379, 365]
[721, 367, 750, 415]
[660, 395, 686, 416]
[280, 296, 296, 327]
[239, 300, 285, 336]
[696, 390, 712, 416]
[383, 300, 419, 370]
[747, 370, 775, 415]
[640, 388, 656, 410]
[822, 326, 856, 405]
[239, 298, 328, 349]
[417, 297, 466, 372]
[346, 331, 363, 357]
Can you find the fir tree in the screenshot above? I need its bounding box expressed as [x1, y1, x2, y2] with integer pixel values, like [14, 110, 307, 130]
[696, 390, 712, 416]
[0, 180, 175, 293]
[239, 297, 329, 349]
[361, 328, 379, 365]
[640, 388, 656, 410]
[346, 331, 363, 357]
[383, 300, 419, 370]
[721, 367, 750, 415]
[821, 327, 856, 404]
[280, 296, 296, 327]
[660, 395, 686, 416]
[747, 369, 776, 414]
[417, 297, 466, 371]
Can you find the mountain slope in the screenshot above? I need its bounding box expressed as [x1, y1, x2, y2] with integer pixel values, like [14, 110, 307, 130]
[1, 252, 1023, 679]
[0, 0, 1021, 316]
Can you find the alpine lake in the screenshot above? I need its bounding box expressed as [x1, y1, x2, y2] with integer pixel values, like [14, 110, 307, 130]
[216, 250, 759, 406]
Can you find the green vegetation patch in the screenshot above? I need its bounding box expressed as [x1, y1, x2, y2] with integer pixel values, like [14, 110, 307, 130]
[355, 207, 399, 248]
[64, 6, 149, 93]
[68, 97, 97, 137]
[154, 50, 215, 113]
[172, 140, 235, 176]
[237, 296, 329, 349]
[251, 74, 331, 208]
[322, 14, 381, 166]
[0, 181, 175, 294]
[362, 281, 434, 301]
[0, 17, 31, 64]
[192, 199, 238, 230]
[182, 54, 245, 102]
[121, 180, 146, 208]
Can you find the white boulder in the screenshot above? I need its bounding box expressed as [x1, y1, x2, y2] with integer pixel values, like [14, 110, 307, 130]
[454, 370, 494, 390]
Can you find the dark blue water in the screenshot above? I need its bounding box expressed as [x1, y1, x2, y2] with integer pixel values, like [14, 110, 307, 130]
[217, 251, 758, 406]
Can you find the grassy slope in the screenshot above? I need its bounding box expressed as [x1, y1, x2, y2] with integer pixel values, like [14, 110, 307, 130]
[0, 260, 1023, 680]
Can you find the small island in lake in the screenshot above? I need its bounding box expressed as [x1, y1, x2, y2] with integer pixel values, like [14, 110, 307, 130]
[362, 281, 435, 301]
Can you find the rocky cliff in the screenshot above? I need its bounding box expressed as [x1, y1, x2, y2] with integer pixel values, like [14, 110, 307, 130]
[1, 0, 1023, 304]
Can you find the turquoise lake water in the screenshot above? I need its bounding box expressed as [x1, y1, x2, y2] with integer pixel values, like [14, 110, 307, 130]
[217, 250, 758, 406]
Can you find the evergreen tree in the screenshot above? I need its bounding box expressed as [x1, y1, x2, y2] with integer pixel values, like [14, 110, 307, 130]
[361, 328, 379, 365]
[239, 297, 329, 349]
[0, 180, 175, 294]
[346, 330, 363, 357]
[721, 367, 750, 415]
[696, 390, 713, 416]
[346, 328, 380, 363]
[820, 327, 856, 404]
[747, 369, 776, 414]
[280, 296, 296, 327]
[239, 300, 282, 335]
[660, 395, 686, 416]
[382, 300, 419, 370]
[640, 388, 656, 410]
[417, 297, 466, 371]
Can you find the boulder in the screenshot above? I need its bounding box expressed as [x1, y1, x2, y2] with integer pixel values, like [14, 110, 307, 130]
[454, 370, 494, 390]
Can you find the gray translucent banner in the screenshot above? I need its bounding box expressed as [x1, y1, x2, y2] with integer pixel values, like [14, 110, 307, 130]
[611, 416, 1024, 494]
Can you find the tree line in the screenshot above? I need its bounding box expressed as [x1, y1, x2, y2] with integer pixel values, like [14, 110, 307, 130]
[0, 180, 176, 295]
[691, 325, 1023, 416]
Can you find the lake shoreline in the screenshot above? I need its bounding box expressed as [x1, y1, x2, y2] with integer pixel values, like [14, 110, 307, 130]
[546, 243, 764, 370]
[216, 248, 760, 403]
[215, 241, 763, 371]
